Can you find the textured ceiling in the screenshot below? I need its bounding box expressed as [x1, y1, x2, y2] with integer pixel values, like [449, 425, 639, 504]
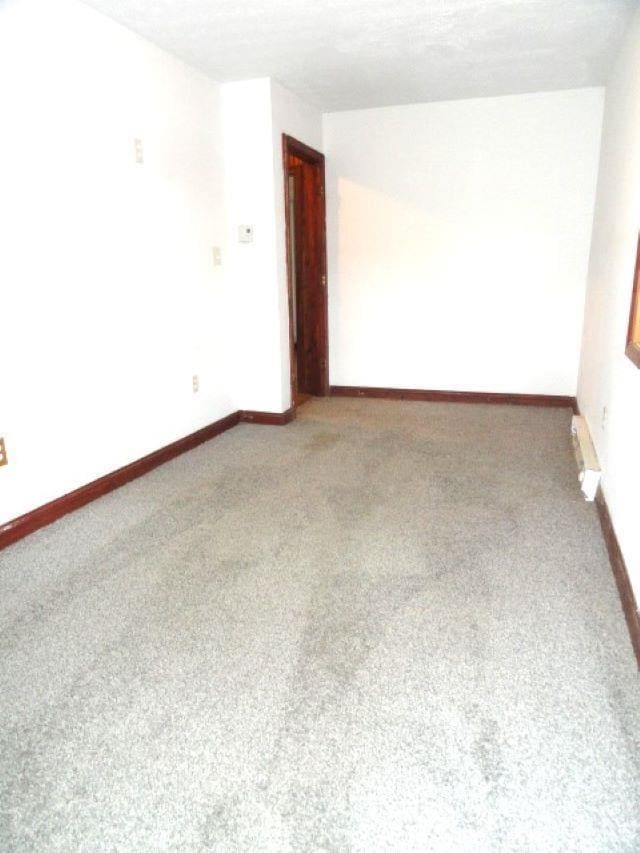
[81, 0, 635, 111]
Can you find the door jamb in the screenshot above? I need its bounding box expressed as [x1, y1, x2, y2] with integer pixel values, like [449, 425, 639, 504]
[282, 133, 329, 400]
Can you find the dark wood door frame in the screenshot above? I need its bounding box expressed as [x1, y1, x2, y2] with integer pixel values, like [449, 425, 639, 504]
[282, 134, 329, 400]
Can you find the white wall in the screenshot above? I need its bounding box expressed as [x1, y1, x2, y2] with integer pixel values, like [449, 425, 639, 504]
[220, 78, 283, 413]
[0, 0, 232, 525]
[577, 9, 640, 596]
[220, 78, 322, 413]
[323, 90, 604, 394]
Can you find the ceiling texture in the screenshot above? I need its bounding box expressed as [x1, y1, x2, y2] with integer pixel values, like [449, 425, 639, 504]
[81, 0, 636, 111]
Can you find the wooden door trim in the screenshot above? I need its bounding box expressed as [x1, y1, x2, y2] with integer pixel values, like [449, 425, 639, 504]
[282, 134, 329, 400]
[625, 232, 640, 368]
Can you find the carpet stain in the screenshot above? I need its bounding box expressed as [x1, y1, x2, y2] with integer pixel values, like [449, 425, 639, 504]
[200, 796, 242, 846]
[474, 716, 504, 789]
[305, 431, 341, 451]
[296, 570, 429, 689]
[282, 782, 352, 852]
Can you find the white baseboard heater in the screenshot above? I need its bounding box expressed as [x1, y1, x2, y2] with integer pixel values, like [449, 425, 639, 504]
[571, 415, 601, 502]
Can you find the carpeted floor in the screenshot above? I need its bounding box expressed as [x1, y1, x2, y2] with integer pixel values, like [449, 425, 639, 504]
[1, 398, 639, 851]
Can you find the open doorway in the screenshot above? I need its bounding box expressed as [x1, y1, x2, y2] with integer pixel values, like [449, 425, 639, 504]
[283, 134, 329, 405]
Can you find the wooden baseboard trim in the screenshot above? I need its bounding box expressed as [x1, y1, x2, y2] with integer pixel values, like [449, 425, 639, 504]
[240, 407, 296, 425]
[330, 385, 577, 410]
[0, 411, 241, 551]
[595, 489, 640, 669]
[0, 404, 298, 551]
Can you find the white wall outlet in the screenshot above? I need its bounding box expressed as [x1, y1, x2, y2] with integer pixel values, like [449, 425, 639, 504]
[192, 374, 199, 393]
[134, 138, 144, 164]
[238, 224, 254, 243]
[212, 246, 222, 266]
